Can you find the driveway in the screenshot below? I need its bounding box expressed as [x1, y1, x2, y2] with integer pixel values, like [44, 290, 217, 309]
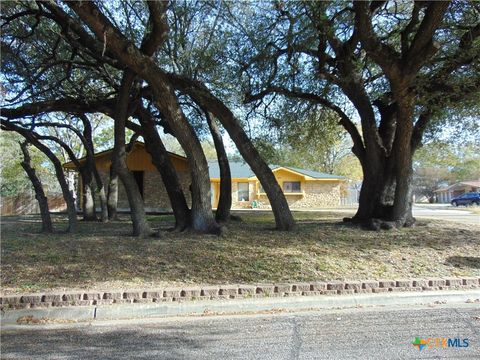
[1, 304, 479, 359]
[413, 204, 479, 226]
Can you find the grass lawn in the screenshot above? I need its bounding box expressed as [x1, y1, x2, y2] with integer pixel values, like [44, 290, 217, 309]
[1, 211, 479, 295]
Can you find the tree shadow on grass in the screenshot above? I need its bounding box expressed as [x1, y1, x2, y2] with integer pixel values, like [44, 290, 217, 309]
[445, 256, 480, 269]
[2, 213, 479, 291]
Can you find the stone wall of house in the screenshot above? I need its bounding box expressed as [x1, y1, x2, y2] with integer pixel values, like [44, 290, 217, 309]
[292, 181, 341, 208]
[88, 169, 192, 211]
[143, 170, 191, 211]
[255, 181, 341, 209]
[143, 171, 171, 210]
[81, 172, 340, 211]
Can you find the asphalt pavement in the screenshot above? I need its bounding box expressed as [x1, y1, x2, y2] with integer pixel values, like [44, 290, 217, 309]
[2, 303, 479, 359]
[412, 204, 479, 225]
[285, 204, 479, 225]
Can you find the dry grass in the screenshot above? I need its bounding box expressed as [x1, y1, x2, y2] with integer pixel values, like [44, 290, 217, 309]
[1, 211, 479, 295]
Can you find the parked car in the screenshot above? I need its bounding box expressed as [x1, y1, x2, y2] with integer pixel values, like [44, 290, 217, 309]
[451, 192, 480, 206]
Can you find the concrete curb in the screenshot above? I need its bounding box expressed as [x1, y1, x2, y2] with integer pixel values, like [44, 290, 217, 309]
[2, 276, 479, 312]
[2, 289, 479, 325]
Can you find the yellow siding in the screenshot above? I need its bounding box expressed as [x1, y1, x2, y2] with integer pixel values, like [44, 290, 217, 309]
[65, 143, 188, 173]
[210, 168, 316, 208]
[271, 168, 305, 194]
[272, 168, 304, 185]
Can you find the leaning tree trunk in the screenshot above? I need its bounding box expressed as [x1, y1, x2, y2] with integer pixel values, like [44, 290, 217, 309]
[79, 114, 109, 222]
[19, 142, 54, 233]
[49, 156, 77, 232]
[93, 169, 108, 222]
[136, 106, 191, 231]
[167, 75, 295, 230]
[148, 81, 220, 234]
[82, 182, 97, 221]
[67, 1, 219, 234]
[3, 125, 78, 232]
[113, 71, 151, 237]
[107, 165, 119, 220]
[79, 167, 97, 221]
[205, 111, 232, 223]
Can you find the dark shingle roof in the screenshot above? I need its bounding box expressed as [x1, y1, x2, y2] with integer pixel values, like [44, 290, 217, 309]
[208, 161, 253, 178]
[208, 161, 345, 180]
[281, 166, 346, 180]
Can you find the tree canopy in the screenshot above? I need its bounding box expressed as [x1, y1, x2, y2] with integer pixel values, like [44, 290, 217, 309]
[1, 1, 479, 234]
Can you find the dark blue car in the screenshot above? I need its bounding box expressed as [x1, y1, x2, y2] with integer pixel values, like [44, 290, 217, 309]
[451, 192, 480, 206]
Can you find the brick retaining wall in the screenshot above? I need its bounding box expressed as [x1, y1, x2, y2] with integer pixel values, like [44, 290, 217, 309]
[1, 277, 479, 311]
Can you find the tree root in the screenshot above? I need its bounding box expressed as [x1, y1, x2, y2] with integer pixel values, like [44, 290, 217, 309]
[343, 216, 416, 230]
[81, 217, 98, 222]
[229, 214, 243, 222]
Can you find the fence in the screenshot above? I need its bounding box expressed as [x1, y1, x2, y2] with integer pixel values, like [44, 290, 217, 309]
[340, 183, 360, 206]
[0, 193, 66, 216]
[340, 197, 358, 206]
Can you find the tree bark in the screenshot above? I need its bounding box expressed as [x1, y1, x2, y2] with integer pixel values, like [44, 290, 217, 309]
[1, 121, 78, 232]
[107, 165, 119, 220]
[151, 86, 220, 234]
[165, 74, 295, 230]
[390, 96, 416, 226]
[135, 106, 191, 231]
[95, 177, 109, 222]
[78, 167, 97, 221]
[113, 70, 151, 237]
[67, 1, 220, 234]
[78, 114, 108, 222]
[349, 2, 448, 229]
[205, 111, 232, 223]
[19, 141, 54, 233]
[50, 157, 77, 233]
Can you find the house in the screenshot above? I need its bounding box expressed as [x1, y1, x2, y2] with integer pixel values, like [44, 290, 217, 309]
[208, 161, 345, 209]
[63, 142, 346, 211]
[433, 180, 480, 203]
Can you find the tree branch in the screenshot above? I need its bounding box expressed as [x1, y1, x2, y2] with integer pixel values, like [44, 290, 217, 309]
[39, 1, 120, 68]
[0, 98, 117, 119]
[403, 1, 450, 73]
[140, 1, 169, 56]
[411, 111, 432, 151]
[353, 2, 402, 81]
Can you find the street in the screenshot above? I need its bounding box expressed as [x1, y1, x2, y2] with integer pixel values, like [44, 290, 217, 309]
[412, 204, 479, 226]
[2, 304, 479, 359]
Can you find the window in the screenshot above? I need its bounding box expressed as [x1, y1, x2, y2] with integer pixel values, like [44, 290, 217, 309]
[238, 182, 249, 201]
[283, 181, 301, 193]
